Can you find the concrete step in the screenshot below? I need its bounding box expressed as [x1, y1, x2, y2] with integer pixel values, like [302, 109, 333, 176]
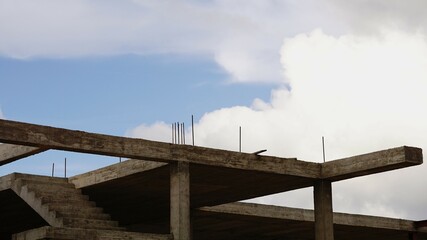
[47, 204, 105, 215]
[14, 173, 69, 184]
[96, 230, 172, 240]
[56, 211, 111, 221]
[35, 192, 89, 202]
[22, 180, 77, 189]
[20, 186, 91, 206]
[41, 197, 96, 208]
[62, 218, 124, 231]
[34, 189, 89, 201]
[12, 174, 130, 234]
[26, 183, 81, 191]
[11, 181, 63, 227]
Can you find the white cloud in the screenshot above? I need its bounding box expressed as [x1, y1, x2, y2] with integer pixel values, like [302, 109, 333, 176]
[126, 121, 171, 143]
[0, 0, 341, 83]
[0, 107, 3, 119]
[131, 29, 427, 219]
[330, 0, 427, 34]
[3, 0, 427, 84]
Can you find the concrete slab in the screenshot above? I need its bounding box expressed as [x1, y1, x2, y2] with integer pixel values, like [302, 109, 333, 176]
[194, 203, 426, 240]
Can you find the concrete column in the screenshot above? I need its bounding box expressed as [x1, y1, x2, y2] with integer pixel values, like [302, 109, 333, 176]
[314, 180, 334, 240]
[170, 161, 191, 240]
[409, 233, 418, 240]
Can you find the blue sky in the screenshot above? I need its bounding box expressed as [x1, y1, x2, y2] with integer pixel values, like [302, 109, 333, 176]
[0, 53, 273, 178]
[2, 0, 427, 220]
[0, 55, 273, 133]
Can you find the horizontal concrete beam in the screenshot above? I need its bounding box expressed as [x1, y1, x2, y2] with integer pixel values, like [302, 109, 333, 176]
[13, 226, 172, 240]
[0, 143, 46, 166]
[0, 120, 422, 183]
[0, 119, 320, 178]
[416, 220, 427, 232]
[70, 159, 167, 188]
[199, 202, 417, 232]
[321, 146, 423, 181]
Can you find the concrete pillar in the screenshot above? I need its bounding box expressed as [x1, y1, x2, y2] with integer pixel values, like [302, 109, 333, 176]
[314, 180, 334, 240]
[170, 161, 191, 240]
[409, 233, 418, 240]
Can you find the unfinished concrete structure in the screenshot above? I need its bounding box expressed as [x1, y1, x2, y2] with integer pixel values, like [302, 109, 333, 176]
[0, 119, 426, 240]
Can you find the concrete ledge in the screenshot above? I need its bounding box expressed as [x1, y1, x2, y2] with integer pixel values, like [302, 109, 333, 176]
[0, 173, 15, 191]
[199, 202, 417, 232]
[0, 119, 319, 178]
[12, 226, 172, 240]
[69, 159, 167, 188]
[321, 146, 423, 181]
[0, 143, 46, 166]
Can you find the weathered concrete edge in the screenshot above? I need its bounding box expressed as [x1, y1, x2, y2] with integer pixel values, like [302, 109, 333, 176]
[0, 119, 423, 184]
[0, 143, 47, 166]
[0, 173, 67, 191]
[198, 202, 419, 232]
[12, 226, 173, 240]
[0, 119, 320, 178]
[0, 173, 15, 191]
[321, 146, 423, 181]
[69, 159, 168, 188]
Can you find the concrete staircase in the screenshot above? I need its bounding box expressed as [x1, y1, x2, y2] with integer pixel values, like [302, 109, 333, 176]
[9, 174, 171, 240]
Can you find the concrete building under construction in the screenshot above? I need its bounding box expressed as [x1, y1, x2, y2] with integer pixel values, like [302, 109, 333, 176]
[0, 119, 426, 240]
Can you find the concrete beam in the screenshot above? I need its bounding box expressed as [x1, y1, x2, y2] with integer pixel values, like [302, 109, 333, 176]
[416, 220, 427, 233]
[170, 162, 191, 240]
[321, 146, 423, 181]
[0, 120, 422, 183]
[69, 159, 167, 188]
[0, 143, 46, 166]
[198, 202, 417, 232]
[198, 202, 314, 222]
[314, 180, 334, 240]
[12, 226, 173, 240]
[0, 119, 319, 178]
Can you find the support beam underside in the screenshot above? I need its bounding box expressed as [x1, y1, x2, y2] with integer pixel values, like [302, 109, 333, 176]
[0, 144, 46, 166]
[76, 163, 315, 228]
[195, 202, 424, 240]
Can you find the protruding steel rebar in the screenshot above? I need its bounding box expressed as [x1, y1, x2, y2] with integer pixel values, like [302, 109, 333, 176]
[253, 149, 267, 155]
[322, 136, 326, 163]
[192, 115, 195, 146]
[182, 122, 185, 144]
[177, 122, 180, 144]
[172, 120, 190, 145]
[239, 126, 242, 152]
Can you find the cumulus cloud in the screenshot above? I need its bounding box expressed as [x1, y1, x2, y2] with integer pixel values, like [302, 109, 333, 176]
[193, 29, 427, 161]
[0, 0, 341, 83]
[4, 0, 427, 84]
[132, 29, 427, 219]
[126, 121, 171, 143]
[330, 0, 427, 34]
[0, 107, 3, 119]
